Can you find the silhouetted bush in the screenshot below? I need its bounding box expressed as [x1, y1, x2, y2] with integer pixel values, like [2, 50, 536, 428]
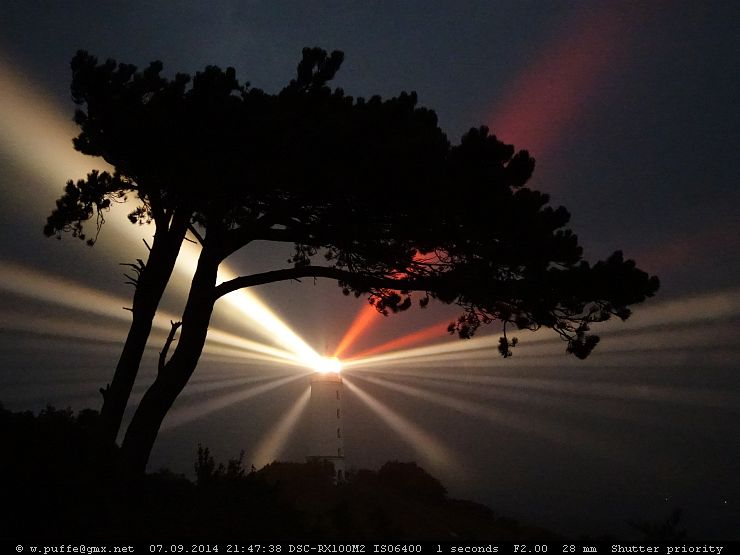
[0, 403, 121, 538]
[194, 443, 247, 486]
[376, 460, 447, 502]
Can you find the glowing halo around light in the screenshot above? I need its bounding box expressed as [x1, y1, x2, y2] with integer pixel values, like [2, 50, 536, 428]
[312, 356, 342, 374]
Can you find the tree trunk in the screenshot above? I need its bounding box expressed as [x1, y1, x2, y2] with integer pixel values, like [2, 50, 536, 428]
[119, 245, 220, 474]
[99, 215, 188, 445]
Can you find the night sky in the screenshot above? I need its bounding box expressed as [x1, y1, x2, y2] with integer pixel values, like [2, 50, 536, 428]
[1, 1, 739, 539]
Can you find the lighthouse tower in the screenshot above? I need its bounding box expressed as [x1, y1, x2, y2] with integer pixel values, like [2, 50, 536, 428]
[306, 358, 345, 481]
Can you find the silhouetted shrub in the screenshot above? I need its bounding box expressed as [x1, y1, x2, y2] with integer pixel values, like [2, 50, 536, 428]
[377, 460, 447, 502]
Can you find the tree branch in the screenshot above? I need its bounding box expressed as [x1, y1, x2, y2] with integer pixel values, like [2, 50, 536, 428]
[252, 227, 303, 243]
[187, 224, 205, 246]
[213, 265, 437, 301]
[149, 195, 166, 228]
[220, 214, 307, 257]
[159, 320, 182, 372]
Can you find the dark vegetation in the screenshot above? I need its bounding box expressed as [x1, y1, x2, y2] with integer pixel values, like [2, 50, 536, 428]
[1, 404, 690, 541]
[44, 47, 659, 475]
[1, 404, 562, 540]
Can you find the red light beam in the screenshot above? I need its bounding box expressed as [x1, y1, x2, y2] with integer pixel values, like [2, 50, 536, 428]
[488, 4, 644, 165]
[333, 253, 446, 358]
[349, 320, 452, 361]
[333, 303, 383, 358]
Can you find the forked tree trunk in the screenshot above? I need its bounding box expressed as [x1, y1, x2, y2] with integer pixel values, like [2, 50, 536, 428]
[99, 216, 188, 445]
[119, 246, 220, 475]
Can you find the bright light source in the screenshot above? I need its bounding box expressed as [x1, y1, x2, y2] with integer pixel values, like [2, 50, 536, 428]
[313, 356, 342, 374]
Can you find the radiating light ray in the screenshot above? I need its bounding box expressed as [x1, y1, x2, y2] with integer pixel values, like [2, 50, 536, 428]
[161, 372, 311, 431]
[198, 345, 299, 367]
[197, 354, 293, 371]
[0, 58, 107, 194]
[0, 261, 310, 368]
[0, 311, 286, 369]
[180, 375, 277, 397]
[353, 347, 740, 373]
[153, 239, 325, 369]
[349, 320, 452, 360]
[383, 375, 669, 427]
[343, 332, 517, 370]
[185, 366, 303, 386]
[168, 240, 331, 373]
[0, 60, 323, 374]
[250, 386, 311, 468]
[0, 310, 132, 346]
[187, 368, 266, 384]
[344, 287, 740, 371]
[610, 288, 740, 331]
[206, 328, 303, 365]
[4, 358, 286, 409]
[165, 339, 299, 368]
[488, 3, 641, 163]
[343, 377, 455, 474]
[355, 366, 739, 411]
[0, 261, 141, 324]
[353, 374, 637, 465]
[333, 304, 381, 358]
[348, 324, 739, 372]
[146, 235, 327, 372]
[594, 325, 738, 357]
[588, 347, 740, 368]
[333, 254, 447, 358]
[0, 262, 195, 353]
[345, 323, 740, 377]
[7, 310, 295, 371]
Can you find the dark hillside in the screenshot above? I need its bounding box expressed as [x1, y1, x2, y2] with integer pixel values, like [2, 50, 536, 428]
[0, 404, 558, 540]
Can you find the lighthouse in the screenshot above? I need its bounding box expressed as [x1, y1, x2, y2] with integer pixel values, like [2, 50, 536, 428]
[306, 357, 345, 481]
